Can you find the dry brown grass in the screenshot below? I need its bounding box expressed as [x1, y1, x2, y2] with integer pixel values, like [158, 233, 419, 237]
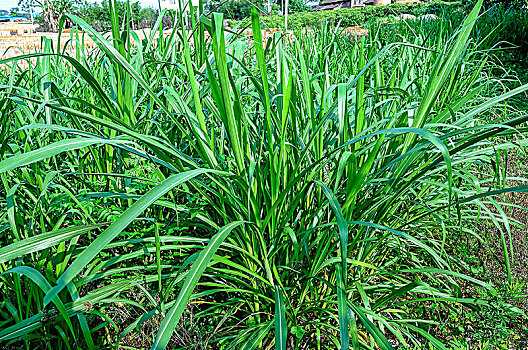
[0, 32, 96, 61]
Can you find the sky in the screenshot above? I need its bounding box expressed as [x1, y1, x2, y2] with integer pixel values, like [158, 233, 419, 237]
[0, 0, 160, 11]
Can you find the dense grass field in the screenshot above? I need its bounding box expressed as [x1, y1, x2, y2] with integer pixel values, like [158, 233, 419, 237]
[1, 0, 527, 349]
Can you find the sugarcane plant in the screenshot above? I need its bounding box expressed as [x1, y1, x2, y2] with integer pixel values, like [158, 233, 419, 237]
[0, 0, 527, 348]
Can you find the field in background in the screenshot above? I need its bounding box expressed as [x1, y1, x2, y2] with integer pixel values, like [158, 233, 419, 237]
[0, 33, 94, 60]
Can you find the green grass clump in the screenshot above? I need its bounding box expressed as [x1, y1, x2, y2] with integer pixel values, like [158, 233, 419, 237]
[0, 0, 527, 349]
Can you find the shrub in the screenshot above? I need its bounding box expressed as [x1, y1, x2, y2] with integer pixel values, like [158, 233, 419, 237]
[231, 1, 465, 28]
[214, 0, 265, 19]
[77, 0, 158, 31]
[288, 0, 312, 13]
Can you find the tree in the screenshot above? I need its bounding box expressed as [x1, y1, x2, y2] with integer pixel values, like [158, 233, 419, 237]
[287, 0, 309, 13]
[77, 1, 158, 32]
[10, 7, 20, 16]
[214, 0, 265, 20]
[18, 0, 85, 32]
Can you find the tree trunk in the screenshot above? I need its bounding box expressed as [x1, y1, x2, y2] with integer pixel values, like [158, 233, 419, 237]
[43, 0, 59, 32]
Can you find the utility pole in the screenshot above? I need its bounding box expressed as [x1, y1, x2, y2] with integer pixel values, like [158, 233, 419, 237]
[30, 0, 34, 24]
[284, 0, 288, 29]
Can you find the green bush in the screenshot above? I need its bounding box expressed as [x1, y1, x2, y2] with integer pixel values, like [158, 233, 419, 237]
[288, 0, 311, 13]
[231, 1, 464, 29]
[218, 0, 309, 20]
[77, 0, 157, 31]
[214, 0, 265, 19]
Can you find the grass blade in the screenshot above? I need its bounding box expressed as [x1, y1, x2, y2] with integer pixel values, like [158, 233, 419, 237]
[150, 221, 245, 350]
